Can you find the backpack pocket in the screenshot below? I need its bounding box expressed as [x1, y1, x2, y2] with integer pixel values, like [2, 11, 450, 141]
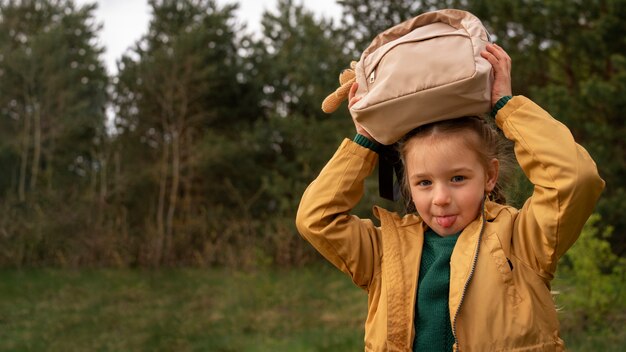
[358, 22, 475, 108]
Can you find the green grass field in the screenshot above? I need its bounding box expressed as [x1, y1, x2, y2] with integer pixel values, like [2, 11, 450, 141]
[0, 264, 623, 351]
[0, 264, 366, 351]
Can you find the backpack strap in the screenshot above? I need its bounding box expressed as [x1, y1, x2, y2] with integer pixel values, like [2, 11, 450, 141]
[378, 145, 403, 201]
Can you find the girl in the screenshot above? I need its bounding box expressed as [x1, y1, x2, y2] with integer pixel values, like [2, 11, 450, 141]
[295, 44, 605, 351]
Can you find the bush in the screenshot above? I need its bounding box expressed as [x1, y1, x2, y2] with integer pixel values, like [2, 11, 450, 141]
[554, 215, 626, 349]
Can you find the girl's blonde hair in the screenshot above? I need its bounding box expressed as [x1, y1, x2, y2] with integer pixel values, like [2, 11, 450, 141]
[396, 116, 515, 213]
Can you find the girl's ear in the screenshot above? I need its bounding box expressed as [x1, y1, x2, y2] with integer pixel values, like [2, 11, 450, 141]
[485, 158, 499, 193]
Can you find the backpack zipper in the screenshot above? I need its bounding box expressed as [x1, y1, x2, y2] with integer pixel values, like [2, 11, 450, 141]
[364, 31, 469, 88]
[451, 199, 486, 351]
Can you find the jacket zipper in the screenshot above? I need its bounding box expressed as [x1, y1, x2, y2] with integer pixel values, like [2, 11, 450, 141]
[451, 200, 486, 351]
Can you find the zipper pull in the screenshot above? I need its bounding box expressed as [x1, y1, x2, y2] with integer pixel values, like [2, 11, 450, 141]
[368, 69, 376, 83]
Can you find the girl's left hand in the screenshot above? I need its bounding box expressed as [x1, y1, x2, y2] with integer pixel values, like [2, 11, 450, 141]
[348, 82, 375, 141]
[481, 43, 513, 108]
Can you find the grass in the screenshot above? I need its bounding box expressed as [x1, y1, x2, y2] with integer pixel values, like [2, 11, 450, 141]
[0, 263, 366, 351]
[0, 263, 624, 351]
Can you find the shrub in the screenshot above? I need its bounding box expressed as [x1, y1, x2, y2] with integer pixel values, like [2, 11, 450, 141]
[555, 214, 626, 348]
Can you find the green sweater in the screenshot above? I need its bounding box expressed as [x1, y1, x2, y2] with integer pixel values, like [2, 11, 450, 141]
[413, 229, 460, 352]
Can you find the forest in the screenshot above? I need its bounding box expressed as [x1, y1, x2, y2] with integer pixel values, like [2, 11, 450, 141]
[1, 0, 624, 266]
[0, 0, 624, 349]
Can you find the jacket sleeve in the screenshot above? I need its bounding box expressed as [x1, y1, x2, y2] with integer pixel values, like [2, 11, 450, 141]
[496, 96, 605, 281]
[295, 139, 382, 289]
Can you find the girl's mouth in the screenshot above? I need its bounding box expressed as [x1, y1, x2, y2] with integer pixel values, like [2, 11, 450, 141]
[435, 215, 457, 228]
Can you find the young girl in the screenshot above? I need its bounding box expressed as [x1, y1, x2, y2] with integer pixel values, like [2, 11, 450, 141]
[296, 44, 605, 351]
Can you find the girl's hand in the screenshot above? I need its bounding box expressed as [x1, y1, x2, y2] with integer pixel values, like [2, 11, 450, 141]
[481, 43, 513, 108]
[348, 82, 375, 140]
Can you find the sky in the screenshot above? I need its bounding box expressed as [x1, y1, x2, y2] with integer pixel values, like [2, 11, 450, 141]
[74, 0, 342, 75]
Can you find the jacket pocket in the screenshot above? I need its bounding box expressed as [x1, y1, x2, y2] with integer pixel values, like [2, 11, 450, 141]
[484, 232, 522, 306]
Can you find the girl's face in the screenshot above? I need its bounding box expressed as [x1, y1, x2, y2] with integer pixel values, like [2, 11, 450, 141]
[404, 132, 498, 236]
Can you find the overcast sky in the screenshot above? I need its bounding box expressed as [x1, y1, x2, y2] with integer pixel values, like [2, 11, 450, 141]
[74, 0, 341, 74]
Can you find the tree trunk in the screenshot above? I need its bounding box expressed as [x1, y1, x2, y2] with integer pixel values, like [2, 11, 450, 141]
[99, 150, 107, 204]
[18, 106, 31, 202]
[156, 126, 169, 263]
[182, 127, 194, 218]
[165, 127, 181, 261]
[30, 102, 41, 191]
[114, 150, 121, 198]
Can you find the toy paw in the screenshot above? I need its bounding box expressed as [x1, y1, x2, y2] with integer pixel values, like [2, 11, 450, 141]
[322, 61, 357, 113]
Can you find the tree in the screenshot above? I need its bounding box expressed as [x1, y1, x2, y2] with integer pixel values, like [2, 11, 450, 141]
[113, 0, 260, 265]
[254, 0, 351, 119]
[0, 0, 108, 266]
[0, 0, 107, 200]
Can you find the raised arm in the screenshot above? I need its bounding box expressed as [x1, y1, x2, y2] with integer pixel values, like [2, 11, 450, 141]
[296, 83, 385, 289]
[482, 44, 605, 279]
[295, 139, 382, 289]
[497, 97, 604, 279]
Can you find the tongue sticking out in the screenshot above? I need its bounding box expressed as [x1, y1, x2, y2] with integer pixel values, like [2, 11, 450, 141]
[436, 215, 456, 228]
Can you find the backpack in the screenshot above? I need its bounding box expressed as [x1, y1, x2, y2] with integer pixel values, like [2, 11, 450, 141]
[321, 9, 493, 200]
[323, 9, 493, 145]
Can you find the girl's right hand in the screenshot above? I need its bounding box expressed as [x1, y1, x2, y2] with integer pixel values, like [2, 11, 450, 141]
[348, 82, 375, 141]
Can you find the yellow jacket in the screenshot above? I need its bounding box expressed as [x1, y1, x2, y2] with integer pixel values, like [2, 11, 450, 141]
[296, 96, 605, 351]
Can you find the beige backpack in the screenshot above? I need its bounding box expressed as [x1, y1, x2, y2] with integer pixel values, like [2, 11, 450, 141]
[323, 9, 493, 145]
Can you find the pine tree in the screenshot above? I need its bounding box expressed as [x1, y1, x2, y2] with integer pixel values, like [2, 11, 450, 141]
[0, 0, 108, 265]
[113, 0, 259, 265]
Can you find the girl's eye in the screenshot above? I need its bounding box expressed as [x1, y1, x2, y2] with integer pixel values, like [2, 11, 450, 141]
[417, 180, 432, 187]
[451, 176, 465, 183]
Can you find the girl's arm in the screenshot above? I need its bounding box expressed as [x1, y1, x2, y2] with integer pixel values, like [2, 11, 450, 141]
[483, 44, 605, 280]
[296, 82, 384, 289]
[295, 139, 382, 289]
[497, 97, 605, 280]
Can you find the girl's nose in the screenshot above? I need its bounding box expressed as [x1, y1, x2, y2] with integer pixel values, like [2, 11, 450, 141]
[433, 185, 451, 206]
